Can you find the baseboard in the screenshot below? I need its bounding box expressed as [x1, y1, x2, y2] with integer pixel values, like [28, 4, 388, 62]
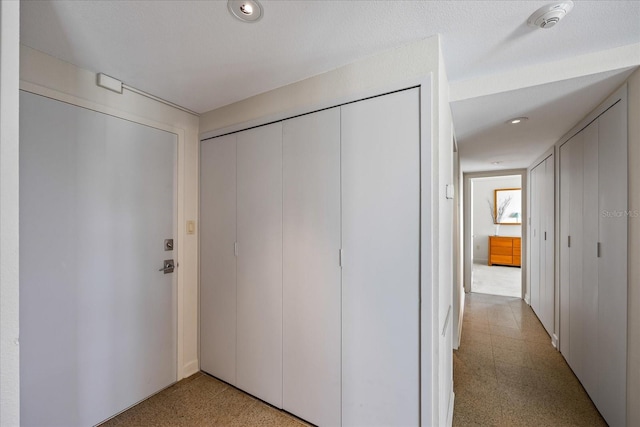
[552, 334, 559, 349]
[182, 359, 199, 379]
[524, 293, 530, 305]
[446, 387, 455, 427]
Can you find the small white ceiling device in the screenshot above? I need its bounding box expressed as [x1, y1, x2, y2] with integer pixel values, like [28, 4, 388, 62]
[228, 0, 263, 23]
[527, 1, 574, 29]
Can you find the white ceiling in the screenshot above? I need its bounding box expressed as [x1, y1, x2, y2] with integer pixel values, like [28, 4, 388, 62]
[20, 1, 640, 170]
[452, 67, 636, 172]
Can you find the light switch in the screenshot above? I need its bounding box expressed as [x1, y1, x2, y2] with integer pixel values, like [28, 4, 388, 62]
[187, 220, 195, 234]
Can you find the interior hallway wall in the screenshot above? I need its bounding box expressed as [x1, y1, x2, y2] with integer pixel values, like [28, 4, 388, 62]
[627, 66, 640, 427]
[19, 46, 200, 380]
[0, 1, 21, 425]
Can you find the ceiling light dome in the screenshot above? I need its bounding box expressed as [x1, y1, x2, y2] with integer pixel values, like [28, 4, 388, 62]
[507, 117, 528, 125]
[228, 0, 263, 23]
[527, 1, 574, 29]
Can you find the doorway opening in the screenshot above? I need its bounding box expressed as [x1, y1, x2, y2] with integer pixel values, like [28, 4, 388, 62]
[470, 175, 522, 298]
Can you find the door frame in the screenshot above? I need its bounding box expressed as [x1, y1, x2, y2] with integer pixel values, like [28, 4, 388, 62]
[20, 82, 189, 380]
[462, 169, 528, 300]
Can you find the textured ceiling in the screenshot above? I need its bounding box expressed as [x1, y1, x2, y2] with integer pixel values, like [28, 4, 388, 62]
[19, 1, 640, 171]
[452, 67, 636, 172]
[20, 0, 640, 113]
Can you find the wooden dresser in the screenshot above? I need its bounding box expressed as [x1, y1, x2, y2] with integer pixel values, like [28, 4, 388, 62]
[488, 236, 521, 267]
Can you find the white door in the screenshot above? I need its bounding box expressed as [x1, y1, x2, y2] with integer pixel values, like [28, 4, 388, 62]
[581, 119, 599, 399]
[236, 123, 283, 407]
[567, 132, 584, 379]
[559, 140, 571, 359]
[529, 164, 540, 311]
[542, 156, 555, 336]
[20, 92, 177, 427]
[341, 88, 420, 426]
[200, 134, 237, 385]
[596, 100, 627, 427]
[282, 108, 342, 426]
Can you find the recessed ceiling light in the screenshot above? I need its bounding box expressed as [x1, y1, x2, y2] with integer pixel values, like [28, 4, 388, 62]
[507, 117, 528, 125]
[491, 161, 503, 165]
[228, 0, 263, 23]
[527, 1, 574, 29]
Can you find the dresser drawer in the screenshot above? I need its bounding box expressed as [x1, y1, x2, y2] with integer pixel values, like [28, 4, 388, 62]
[492, 246, 513, 256]
[491, 255, 513, 265]
[491, 238, 513, 247]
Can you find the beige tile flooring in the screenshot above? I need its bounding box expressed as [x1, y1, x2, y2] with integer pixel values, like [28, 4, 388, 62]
[101, 373, 311, 427]
[104, 292, 605, 426]
[453, 292, 607, 426]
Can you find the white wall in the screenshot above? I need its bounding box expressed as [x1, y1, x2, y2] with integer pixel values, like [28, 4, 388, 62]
[471, 175, 522, 263]
[19, 46, 200, 380]
[627, 66, 640, 427]
[199, 36, 453, 427]
[200, 38, 440, 136]
[436, 43, 455, 426]
[0, 2, 21, 425]
[453, 149, 464, 351]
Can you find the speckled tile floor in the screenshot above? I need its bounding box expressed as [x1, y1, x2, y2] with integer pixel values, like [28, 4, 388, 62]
[453, 293, 607, 427]
[101, 372, 312, 427]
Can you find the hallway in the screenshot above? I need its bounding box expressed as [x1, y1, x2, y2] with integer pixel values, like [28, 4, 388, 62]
[453, 293, 606, 426]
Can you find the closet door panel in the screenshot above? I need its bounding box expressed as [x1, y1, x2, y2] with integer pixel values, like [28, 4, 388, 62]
[559, 142, 571, 359]
[341, 88, 420, 426]
[530, 165, 540, 311]
[596, 100, 627, 427]
[236, 123, 283, 407]
[538, 160, 547, 323]
[581, 121, 599, 400]
[200, 135, 237, 384]
[542, 156, 555, 337]
[568, 134, 584, 379]
[282, 108, 341, 426]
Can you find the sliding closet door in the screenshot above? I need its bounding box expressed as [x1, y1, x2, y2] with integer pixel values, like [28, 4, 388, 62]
[581, 121, 599, 399]
[529, 164, 541, 311]
[596, 100, 627, 427]
[560, 133, 586, 379]
[236, 123, 283, 407]
[200, 134, 237, 385]
[282, 108, 341, 426]
[538, 160, 547, 327]
[559, 141, 571, 358]
[567, 134, 584, 379]
[542, 156, 555, 336]
[341, 88, 420, 426]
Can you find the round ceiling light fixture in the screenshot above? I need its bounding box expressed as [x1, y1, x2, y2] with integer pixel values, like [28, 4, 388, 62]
[527, 1, 574, 29]
[228, 0, 263, 23]
[507, 117, 529, 125]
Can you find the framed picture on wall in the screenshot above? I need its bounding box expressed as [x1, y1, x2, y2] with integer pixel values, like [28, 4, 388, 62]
[494, 188, 521, 224]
